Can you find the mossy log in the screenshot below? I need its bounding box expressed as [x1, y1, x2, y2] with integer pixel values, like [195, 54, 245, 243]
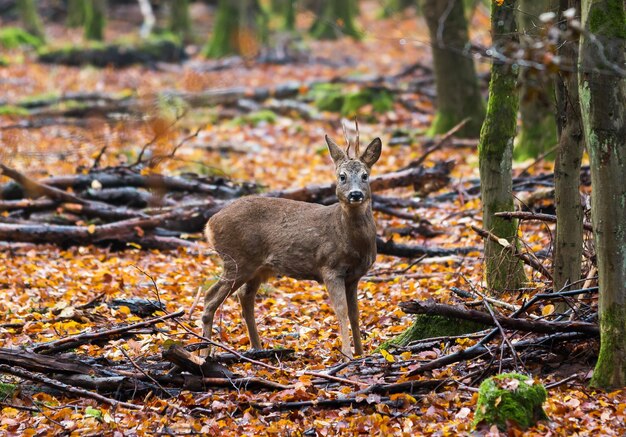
[473, 373, 548, 430]
[38, 38, 185, 67]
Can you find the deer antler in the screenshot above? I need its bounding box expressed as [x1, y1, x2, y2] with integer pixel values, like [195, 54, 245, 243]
[342, 121, 352, 158]
[354, 118, 360, 157]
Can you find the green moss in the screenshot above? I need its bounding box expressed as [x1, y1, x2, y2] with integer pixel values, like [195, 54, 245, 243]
[473, 373, 548, 430]
[0, 26, 43, 49]
[588, 0, 626, 38]
[591, 303, 626, 389]
[309, 84, 394, 116]
[378, 314, 487, 350]
[0, 382, 18, 400]
[0, 105, 30, 116]
[230, 109, 278, 126]
[514, 111, 558, 161]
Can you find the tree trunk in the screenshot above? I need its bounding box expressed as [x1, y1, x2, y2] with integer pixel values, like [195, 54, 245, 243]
[579, 0, 626, 390]
[514, 0, 558, 160]
[422, 0, 485, 137]
[16, 0, 45, 42]
[310, 0, 361, 40]
[67, 0, 87, 28]
[84, 0, 106, 41]
[271, 0, 296, 31]
[478, 0, 527, 293]
[168, 0, 191, 41]
[553, 0, 584, 295]
[204, 0, 268, 58]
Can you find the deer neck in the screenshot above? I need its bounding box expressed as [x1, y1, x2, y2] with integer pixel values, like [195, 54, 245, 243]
[337, 200, 375, 243]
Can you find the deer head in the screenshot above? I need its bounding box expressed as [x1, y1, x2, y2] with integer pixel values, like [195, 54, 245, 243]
[325, 135, 382, 207]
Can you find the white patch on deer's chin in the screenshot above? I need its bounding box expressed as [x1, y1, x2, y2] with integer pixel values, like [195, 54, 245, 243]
[348, 198, 364, 204]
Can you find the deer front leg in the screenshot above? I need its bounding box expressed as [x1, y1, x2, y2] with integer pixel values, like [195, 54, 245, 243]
[324, 275, 353, 359]
[346, 281, 364, 356]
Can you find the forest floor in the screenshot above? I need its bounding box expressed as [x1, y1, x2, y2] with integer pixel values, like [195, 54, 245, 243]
[1, 3, 624, 436]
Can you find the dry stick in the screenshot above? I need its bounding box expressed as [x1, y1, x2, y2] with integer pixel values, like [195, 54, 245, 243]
[403, 118, 469, 170]
[32, 309, 184, 354]
[303, 371, 367, 388]
[474, 289, 520, 371]
[450, 286, 540, 319]
[494, 211, 593, 232]
[0, 364, 142, 410]
[116, 346, 175, 399]
[470, 225, 553, 280]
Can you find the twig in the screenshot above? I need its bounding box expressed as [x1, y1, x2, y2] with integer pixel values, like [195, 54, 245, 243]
[494, 211, 593, 232]
[303, 371, 367, 388]
[403, 118, 469, 169]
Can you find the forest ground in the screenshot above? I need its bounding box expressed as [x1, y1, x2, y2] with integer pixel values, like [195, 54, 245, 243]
[0, 3, 624, 436]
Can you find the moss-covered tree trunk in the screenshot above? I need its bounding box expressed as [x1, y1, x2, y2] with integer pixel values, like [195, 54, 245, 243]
[169, 0, 191, 41]
[478, 0, 527, 293]
[380, 0, 418, 18]
[84, 0, 106, 41]
[204, 0, 269, 58]
[579, 0, 626, 390]
[422, 0, 485, 137]
[514, 0, 558, 160]
[16, 0, 45, 42]
[309, 0, 361, 40]
[271, 0, 296, 31]
[553, 0, 583, 295]
[67, 0, 87, 28]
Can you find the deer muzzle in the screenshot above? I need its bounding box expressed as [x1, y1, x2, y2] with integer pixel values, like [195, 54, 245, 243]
[348, 191, 365, 204]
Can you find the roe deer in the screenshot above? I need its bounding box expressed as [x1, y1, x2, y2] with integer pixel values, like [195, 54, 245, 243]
[202, 135, 382, 358]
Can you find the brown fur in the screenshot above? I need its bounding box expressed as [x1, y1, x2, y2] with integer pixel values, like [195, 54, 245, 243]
[201, 136, 382, 358]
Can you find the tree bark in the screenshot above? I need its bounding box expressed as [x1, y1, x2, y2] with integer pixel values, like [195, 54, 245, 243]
[579, 0, 626, 390]
[203, 0, 268, 58]
[168, 0, 191, 41]
[16, 0, 45, 42]
[422, 0, 485, 137]
[553, 0, 584, 295]
[478, 0, 527, 293]
[67, 0, 87, 28]
[84, 0, 106, 41]
[515, 0, 558, 160]
[309, 0, 361, 40]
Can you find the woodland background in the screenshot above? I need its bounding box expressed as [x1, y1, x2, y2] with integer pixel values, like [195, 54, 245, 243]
[0, 0, 624, 435]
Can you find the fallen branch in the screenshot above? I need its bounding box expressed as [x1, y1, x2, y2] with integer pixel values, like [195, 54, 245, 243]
[399, 300, 599, 335]
[495, 211, 593, 232]
[0, 364, 142, 410]
[376, 237, 479, 258]
[33, 309, 184, 354]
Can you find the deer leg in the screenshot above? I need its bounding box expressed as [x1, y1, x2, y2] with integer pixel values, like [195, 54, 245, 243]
[324, 275, 353, 359]
[238, 276, 263, 350]
[201, 274, 244, 356]
[346, 281, 364, 356]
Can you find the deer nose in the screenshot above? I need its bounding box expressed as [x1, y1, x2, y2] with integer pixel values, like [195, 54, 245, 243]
[348, 191, 365, 203]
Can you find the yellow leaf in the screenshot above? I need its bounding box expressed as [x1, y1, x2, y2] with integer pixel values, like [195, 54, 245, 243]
[496, 237, 510, 247]
[127, 242, 142, 249]
[117, 305, 131, 315]
[87, 224, 96, 234]
[542, 304, 555, 316]
[495, 396, 502, 407]
[400, 351, 412, 361]
[380, 348, 395, 363]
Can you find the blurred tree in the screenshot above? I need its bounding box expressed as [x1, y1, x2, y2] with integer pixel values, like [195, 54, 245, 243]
[204, 0, 269, 58]
[514, 0, 558, 160]
[422, 0, 485, 137]
[271, 0, 296, 31]
[380, 0, 417, 18]
[580, 0, 626, 390]
[553, 0, 583, 297]
[309, 0, 361, 40]
[67, 0, 87, 28]
[16, 0, 45, 42]
[169, 0, 191, 41]
[85, 0, 106, 41]
[478, 0, 526, 292]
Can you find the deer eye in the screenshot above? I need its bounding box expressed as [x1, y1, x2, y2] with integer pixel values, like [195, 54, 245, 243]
[339, 174, 347, 183]
[361, 173, 368, 182]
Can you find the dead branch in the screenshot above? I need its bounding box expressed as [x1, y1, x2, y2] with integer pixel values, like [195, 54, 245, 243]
[495, 211, 593, 232]
[399, 300, 599, 335]
[33, 309, 184, 354]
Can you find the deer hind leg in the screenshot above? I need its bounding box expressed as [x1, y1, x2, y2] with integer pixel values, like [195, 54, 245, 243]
[238, 275, 263, 350]
[201, 268, 246, 356]
[324, 275, 353, 359]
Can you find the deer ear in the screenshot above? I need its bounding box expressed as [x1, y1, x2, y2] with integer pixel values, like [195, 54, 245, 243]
[326, 135, 347, 165]
[360, 138, 382, 168]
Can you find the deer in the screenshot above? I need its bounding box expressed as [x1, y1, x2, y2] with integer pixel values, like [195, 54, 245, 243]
[201, 134, 382, 359]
